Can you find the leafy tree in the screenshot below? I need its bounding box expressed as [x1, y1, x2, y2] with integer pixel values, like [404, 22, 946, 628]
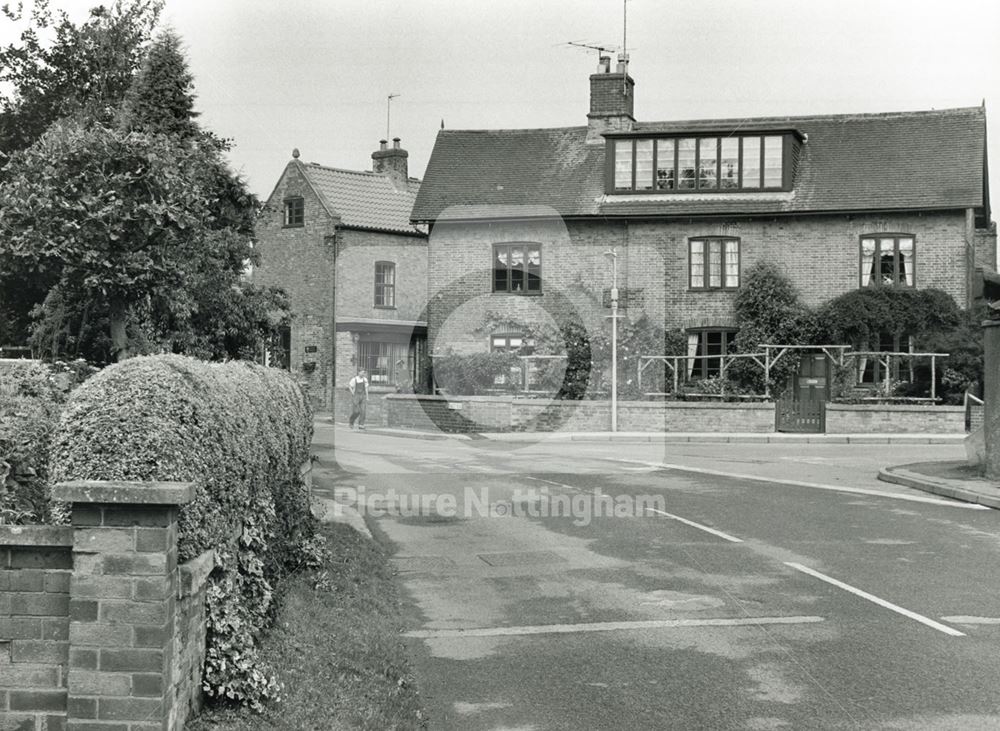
[0, 0, 162, 165]
[0, 0, 162, 343]
[119, 28, 198, 138]
[0, 121, 242, 360]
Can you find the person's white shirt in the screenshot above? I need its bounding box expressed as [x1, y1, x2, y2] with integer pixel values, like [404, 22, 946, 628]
[348, 374, 368, 395]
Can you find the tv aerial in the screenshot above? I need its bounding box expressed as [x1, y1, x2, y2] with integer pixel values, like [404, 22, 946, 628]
[564, 40, 618, 59]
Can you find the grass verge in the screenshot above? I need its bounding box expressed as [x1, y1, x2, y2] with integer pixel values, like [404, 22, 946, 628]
[188, 521, 426, 730]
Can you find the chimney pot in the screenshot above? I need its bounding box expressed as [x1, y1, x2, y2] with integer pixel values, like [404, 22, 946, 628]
[598, 55, 611, 74]
[392, 137, 401, 149]
[379, 139, 388, 151]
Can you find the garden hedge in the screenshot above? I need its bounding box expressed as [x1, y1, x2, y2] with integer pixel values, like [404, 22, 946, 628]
[49, 354, 314, 708]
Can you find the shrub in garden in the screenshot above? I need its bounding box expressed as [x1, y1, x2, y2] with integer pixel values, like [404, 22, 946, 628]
[49, 354, 314, 710]
[0, 361, 67, 523]
[728, 261, 819, 395]
[431, 350, 522, 395]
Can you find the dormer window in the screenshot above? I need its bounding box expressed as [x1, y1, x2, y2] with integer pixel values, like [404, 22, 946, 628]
[610, 134, 791, 193]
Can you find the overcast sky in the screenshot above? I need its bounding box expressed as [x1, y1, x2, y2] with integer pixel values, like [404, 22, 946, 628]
[6, 1, 1000, 208]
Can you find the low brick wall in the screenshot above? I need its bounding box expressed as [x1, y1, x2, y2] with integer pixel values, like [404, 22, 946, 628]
[332, 388, 389, 427]
[0, 525, 72, 731]
[0, 481, 214, 731]
[825, 403, 966, 433]
[385, 394, 512, 432]
[170, 550, 214, 730]
[384, 395, 776, 433]
[969, 402, 984, 433]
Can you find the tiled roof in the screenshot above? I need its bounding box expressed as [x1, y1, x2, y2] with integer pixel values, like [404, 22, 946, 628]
[411, 107, 987, 221]
[302, 163, 423, 235]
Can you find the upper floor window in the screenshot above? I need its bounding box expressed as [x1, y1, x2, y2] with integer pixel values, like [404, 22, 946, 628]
[374, 261, 396, 307]
[612, 134, 787, 193]
[493, 244, 541, 294]
[690, 238, 740, 290]
[860, 235, 914, 288]
[283, 197, 304, 227]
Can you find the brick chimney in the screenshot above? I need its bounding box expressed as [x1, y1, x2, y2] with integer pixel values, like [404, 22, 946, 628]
[587, 54, 635, 144]
[372, 137, 409, 188]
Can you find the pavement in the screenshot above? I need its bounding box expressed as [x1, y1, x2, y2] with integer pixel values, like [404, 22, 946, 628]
[879, 460, 1000, 510]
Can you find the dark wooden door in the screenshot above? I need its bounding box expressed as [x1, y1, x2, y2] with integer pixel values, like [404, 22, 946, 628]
[776, 353, 829, 433]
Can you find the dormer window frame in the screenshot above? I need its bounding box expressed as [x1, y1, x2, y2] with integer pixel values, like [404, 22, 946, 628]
[606, 131, 798, 195]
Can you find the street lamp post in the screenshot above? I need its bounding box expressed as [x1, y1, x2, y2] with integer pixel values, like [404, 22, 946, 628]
[605, 248, 619, 433]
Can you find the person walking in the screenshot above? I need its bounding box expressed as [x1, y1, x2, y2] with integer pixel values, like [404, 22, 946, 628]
[348, 368, 369, 430]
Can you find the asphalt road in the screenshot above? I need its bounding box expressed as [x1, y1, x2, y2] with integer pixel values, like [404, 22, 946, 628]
[313, 424, 1000, 730]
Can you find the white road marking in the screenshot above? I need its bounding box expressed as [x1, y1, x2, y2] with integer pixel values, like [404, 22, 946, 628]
[941, 616, 1000, 625]
[644, 507, 743, 543]
[608, 458, 989, 510]
[784, 562, 965, 637]
[523, 475, 582, 491]
[404, 615, 825, 639]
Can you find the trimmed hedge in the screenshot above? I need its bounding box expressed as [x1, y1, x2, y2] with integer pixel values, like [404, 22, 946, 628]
[49, 354, 313, 709]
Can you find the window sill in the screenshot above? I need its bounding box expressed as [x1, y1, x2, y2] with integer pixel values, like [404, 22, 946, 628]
[282, 223, 304, 229]
[688, 287, 740, 293]
[373, 305, 397, 310]
[491, 291, 544, 297]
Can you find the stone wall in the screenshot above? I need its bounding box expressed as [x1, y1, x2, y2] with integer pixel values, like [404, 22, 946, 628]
[253, 160, 337, 409]
[825, 403, 965, 434]
[0, 481, 214, 731]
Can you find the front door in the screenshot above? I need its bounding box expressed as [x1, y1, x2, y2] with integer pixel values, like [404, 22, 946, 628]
[776, 353, 829, 433]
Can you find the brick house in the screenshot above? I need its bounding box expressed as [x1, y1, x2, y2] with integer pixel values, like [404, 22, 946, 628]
[411, 56, 995, 403]
[253, 139, 428, 411]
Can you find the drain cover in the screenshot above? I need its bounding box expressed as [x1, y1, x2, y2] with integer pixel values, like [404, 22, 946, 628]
[392, 556, 456, 572]
[477, 550, 566, 567]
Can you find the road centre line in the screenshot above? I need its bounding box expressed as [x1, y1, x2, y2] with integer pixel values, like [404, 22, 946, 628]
[404, 615, 824, 639]
[644, 507, 743, 543]
[607, 459, 989, 510]
[524, 475, 585, 492]
[784, 562, 965, 637]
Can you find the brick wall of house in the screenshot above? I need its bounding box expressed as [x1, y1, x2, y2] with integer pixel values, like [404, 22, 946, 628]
[975, 223, 998, 272]
[427, 211, 971, 362]
[334, 229, 428, 390]
[254, 161, 338, 408]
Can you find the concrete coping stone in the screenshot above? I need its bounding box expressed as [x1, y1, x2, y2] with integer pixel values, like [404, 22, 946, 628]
[178, 549, 216, 598]
[0, 524, 73, 547]
[827, 402, 964, 413]
[52, 480, 196, 506]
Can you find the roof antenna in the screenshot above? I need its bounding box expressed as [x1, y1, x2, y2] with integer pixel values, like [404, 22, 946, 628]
[565, 40, 617, 58]
[622, 0, 630, 95]
[386, 93, 400, 140]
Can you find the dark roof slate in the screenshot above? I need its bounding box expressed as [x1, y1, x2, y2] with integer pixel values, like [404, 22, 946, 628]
[411, 107, 987, 221]
[302, 163, 423, 235]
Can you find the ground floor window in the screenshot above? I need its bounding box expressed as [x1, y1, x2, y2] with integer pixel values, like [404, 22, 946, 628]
[686, 329, 736, 379]
[357, 335, 426, 389]
[265, 326, 291, 370]
[859, 332, 912, 384]
[490, 333, 535, 386]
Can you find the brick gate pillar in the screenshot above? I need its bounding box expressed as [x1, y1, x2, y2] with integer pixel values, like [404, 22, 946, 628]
[51, 481, 194, 731]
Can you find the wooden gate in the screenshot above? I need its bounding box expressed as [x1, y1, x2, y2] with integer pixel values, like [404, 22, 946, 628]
[776, 352, 829, 433]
